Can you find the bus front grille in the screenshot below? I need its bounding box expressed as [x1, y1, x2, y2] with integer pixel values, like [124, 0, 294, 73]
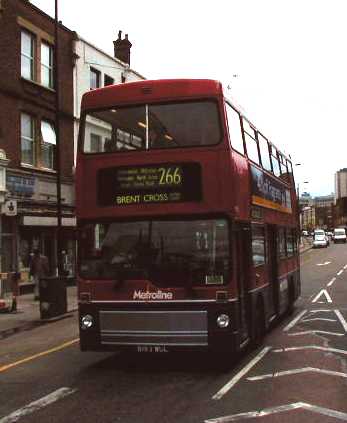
[99, 310, 208, 346]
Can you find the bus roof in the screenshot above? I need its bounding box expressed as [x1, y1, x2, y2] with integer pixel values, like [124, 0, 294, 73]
[81, 79, 224, 110]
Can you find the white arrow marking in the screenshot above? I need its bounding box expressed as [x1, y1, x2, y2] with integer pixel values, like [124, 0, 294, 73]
[288, 330, 344, 336]
[212, 346, 271, 400]
[205, 402, 347, 422]
[334, 310, 347, 332]
[247, 367, 347, 381]
[302, 318, 337, 322]
[0, 387, 77, 423]
[317, 261, 331, 266]
[272, 345, 347, 355]
[283, 309, 307, 332]
[312, 289, 332, 303]
[327, 277, 336, 287]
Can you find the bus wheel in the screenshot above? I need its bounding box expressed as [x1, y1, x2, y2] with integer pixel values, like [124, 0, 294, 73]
[253, 300, 265, 347]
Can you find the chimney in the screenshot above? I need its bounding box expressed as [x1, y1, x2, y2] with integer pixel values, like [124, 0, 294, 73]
[113, 30, 132, 66]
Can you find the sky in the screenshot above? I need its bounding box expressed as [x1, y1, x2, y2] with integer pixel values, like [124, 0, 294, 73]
[30, 0, 347, 197]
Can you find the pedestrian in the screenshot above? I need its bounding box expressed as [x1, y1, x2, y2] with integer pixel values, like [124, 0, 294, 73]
[29, 248, 49, 301]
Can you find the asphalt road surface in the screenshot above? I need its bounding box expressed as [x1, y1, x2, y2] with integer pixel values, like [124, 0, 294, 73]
[1, 243, 347, 423]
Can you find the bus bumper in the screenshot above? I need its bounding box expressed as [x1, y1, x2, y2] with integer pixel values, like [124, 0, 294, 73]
[78, 300, 240, 354]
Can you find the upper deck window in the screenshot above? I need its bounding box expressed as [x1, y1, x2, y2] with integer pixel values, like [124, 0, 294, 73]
[225, 103, 244, 154]
[258, 133, 272, 172]
[81, 101, 221, 153]
[270, 146, 281, 177]
[242, 118, 260, 165]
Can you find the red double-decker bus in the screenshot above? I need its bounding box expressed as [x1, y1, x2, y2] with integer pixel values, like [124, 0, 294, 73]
[76, 79, 300, 355]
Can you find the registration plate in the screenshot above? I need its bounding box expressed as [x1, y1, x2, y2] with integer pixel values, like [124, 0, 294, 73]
[137, 346, 169, 353]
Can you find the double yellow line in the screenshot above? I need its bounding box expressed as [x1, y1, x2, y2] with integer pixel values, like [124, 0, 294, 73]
[0, 338, 79, 373]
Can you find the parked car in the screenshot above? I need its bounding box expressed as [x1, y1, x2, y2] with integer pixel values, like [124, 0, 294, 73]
[333, 228, 347, 243]
[313, 229, 329, 248]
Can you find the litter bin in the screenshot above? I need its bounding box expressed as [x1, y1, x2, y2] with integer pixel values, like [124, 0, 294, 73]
[39, 277, 67, 319]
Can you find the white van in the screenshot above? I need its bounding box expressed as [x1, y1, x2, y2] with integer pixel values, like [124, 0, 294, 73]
[333, 228, 347, 243]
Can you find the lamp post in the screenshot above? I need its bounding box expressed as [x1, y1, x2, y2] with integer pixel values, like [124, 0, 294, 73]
[54, 0, 63, 276]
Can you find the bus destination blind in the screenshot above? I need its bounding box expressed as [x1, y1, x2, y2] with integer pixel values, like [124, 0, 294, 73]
[98, 163, 202, 206]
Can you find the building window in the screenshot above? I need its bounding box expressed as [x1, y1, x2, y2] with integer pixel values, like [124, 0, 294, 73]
[41, 120, 56, 169]
[21, 113, 35, 165]
[90, 133, 102, 152]
[41, 42, 54, 88]
[90, 68, 100, 90]
[21, 31, 35, 80]
[104, 74, 114, 86]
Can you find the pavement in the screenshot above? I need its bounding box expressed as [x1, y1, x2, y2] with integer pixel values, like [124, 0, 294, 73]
[0, 285, 78, 340]
[0, 241, 312, 341]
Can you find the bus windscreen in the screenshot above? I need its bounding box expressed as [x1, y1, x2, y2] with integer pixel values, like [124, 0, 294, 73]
[81, 101, 221, 153]
[79, 219, 230, 287]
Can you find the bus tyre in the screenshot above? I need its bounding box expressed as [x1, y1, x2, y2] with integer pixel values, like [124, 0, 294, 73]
[253, 301, 265, 347]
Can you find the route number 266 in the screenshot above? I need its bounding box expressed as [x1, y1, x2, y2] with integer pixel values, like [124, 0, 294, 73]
[158, 167, 182, 185]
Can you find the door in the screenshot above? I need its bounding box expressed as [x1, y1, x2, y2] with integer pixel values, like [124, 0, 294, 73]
[266, 225, 279, 317]
[233, 223, 251, 343]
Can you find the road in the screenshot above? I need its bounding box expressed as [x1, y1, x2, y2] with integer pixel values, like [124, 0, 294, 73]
[1, 243, 347, 423]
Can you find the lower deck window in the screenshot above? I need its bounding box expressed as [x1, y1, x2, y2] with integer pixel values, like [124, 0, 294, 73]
[252, 225, 266, 266]
[79, 218, 230, 286]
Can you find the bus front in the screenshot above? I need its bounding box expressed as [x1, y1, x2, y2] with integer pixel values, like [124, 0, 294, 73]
[76, 79, 237, 354]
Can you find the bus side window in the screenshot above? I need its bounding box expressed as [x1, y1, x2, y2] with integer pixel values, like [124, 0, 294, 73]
[251, 225, 266, 266]
[242, 118, 260, 165]
[258, 133, 272, 172]
[277, 228, 286, 259]
[225, 103, 244, 154]
[270, 146, 281, 177]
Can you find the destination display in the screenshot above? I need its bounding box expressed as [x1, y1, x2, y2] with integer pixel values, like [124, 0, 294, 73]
[98, 163, 202, 206]
[251, 165, 292, 214]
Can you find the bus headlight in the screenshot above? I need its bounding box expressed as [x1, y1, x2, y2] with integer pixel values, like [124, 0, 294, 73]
[81, 314, 94, 330]
[217, 314, 230, 328]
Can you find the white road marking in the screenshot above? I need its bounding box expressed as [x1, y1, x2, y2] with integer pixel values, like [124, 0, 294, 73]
[337, 270, 344, 276]
[288, 330, 344, 336]
[212, 346, 271, 400]
[247, 367, 347, 381]
[272, 345, 347, 355]
[317, 261, 331, 266]
[344, 264, 347, 270]
[283, 309, 307, 332]
[0, 387, 76, 423]
[312, 289, 332, 303]
[334, 310, 347, 332]
[327, 277, 336, 287]
[204, 402, 347, 422]
[302, 318, 337, 322]
[308, 309, 331, 313]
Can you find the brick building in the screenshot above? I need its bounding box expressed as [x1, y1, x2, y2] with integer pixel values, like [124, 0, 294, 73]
[0, 0, 75, 280]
